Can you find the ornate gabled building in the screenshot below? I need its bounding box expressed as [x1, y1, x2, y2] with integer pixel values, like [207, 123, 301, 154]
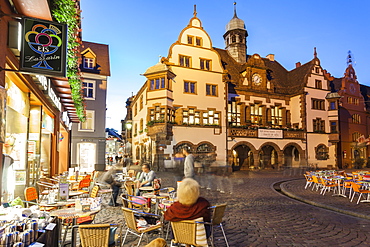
[124, 6, 345, 171]
[331, 57, 370, 168]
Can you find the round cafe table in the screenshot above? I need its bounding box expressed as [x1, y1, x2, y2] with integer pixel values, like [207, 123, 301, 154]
[142, 192, 170, 214]
[50, 207, 100, 247]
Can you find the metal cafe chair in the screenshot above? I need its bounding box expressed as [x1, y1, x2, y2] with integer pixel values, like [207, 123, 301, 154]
[121, 207, 162, 247]
[208, 203, 229, 247]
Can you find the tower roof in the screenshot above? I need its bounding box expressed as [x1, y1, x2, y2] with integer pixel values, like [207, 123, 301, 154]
[225, 3, 246, 31]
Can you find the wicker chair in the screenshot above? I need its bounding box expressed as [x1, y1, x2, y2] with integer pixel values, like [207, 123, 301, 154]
[121, 207, 162, 247]
[170, 219, 209, 247]
[208, 204, 229, 247]
[76, 223, 120, 247]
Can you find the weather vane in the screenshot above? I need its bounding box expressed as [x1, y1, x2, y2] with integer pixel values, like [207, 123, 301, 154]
[347, 50, 355, 66]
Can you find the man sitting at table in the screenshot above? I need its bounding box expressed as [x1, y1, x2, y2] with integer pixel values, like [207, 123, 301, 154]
[135, 163, 157, 195]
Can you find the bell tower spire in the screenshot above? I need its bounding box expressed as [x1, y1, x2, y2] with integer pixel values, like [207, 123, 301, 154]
[223, 2, 248, 63]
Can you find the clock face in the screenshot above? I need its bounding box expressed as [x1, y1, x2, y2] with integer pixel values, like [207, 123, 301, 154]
[349, 83, 356, 94]
[252, 73, 262, 85]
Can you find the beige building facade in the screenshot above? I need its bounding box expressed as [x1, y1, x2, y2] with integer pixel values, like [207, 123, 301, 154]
[125, 8, 341, 171]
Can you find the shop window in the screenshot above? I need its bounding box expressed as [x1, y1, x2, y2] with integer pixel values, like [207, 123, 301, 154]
[352, 114, 361, 124]
[206, 84, 217, 96]
[315, 144, 329, 160]
[200, 59, 211, 71]
[82, 80, 95, 99]
[228, 101, 241, 126]
[312, 99, 325, 110]
[78, 143, 96, 173]
[83, 57, 94, 69]
[184, 81, 196, 94]
[313, 118, 325, 133]
[79, 110, 94, 132]
[179, 55, 191, 67]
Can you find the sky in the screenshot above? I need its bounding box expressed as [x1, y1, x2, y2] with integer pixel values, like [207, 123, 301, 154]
[80, 0, 370, 131]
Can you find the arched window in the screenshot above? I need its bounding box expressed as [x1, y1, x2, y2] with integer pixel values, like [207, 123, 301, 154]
[315, 144, 329, 160]
[174, 143, 192, 154]
[231, 35, 236, 43]
[196, 143, 214, 153]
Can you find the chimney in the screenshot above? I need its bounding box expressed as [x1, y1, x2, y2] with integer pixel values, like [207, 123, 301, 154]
[266, 54, 275, 61]
[296, 62, 301, 68]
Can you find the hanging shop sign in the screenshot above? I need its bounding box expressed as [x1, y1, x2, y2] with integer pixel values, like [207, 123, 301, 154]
[35, 75, 62, 111]
[20, 17, 67, 77]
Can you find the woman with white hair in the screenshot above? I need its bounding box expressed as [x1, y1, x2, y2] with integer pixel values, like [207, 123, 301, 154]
[164, 178, 211, 223]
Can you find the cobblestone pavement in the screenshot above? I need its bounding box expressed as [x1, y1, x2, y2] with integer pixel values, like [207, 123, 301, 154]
[90, 168, 370, 247]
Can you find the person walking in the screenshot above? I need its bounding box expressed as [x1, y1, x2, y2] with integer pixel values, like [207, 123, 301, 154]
[103, 163, 124, 206]
[182, 147, 195, 179]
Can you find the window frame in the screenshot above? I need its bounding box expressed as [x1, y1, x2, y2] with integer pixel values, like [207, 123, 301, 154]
[179, 55, 191, 68]
[82, 80, 95, 100]
[311, 98, 325, 110]
[83, 57, 94, 69]
[184, 81, 197, 94]
[200, 58, 212, 71]
[206, 84, 217, 96]
[79, 110, 95, 132]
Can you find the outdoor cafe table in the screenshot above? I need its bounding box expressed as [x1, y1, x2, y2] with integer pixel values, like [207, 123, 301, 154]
[50, 207, 100, 247]
[142, 192, 170, 214]
[39, 199, 76, 208]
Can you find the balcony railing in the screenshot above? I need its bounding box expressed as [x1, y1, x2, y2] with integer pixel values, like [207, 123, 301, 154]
[147, 122, 173, 137]
[328, 133, 340, 143]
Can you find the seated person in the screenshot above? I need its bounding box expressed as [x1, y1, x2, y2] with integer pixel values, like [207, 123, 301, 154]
[135, 163, 156, 195]
[164, 178, 211, 237]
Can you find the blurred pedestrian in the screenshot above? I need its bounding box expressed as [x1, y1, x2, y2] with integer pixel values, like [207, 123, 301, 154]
[103, 162, 124, 206]
[182, 147, 195, 179]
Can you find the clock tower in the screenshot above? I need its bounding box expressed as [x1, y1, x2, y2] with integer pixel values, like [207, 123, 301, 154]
[223, 2, 248, 64]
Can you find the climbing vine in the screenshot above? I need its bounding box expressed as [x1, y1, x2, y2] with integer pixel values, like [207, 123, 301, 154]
[51, 0, 85, 121]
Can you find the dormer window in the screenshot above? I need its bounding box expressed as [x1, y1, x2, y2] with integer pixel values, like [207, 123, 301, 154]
[84, 57, 94, 69]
